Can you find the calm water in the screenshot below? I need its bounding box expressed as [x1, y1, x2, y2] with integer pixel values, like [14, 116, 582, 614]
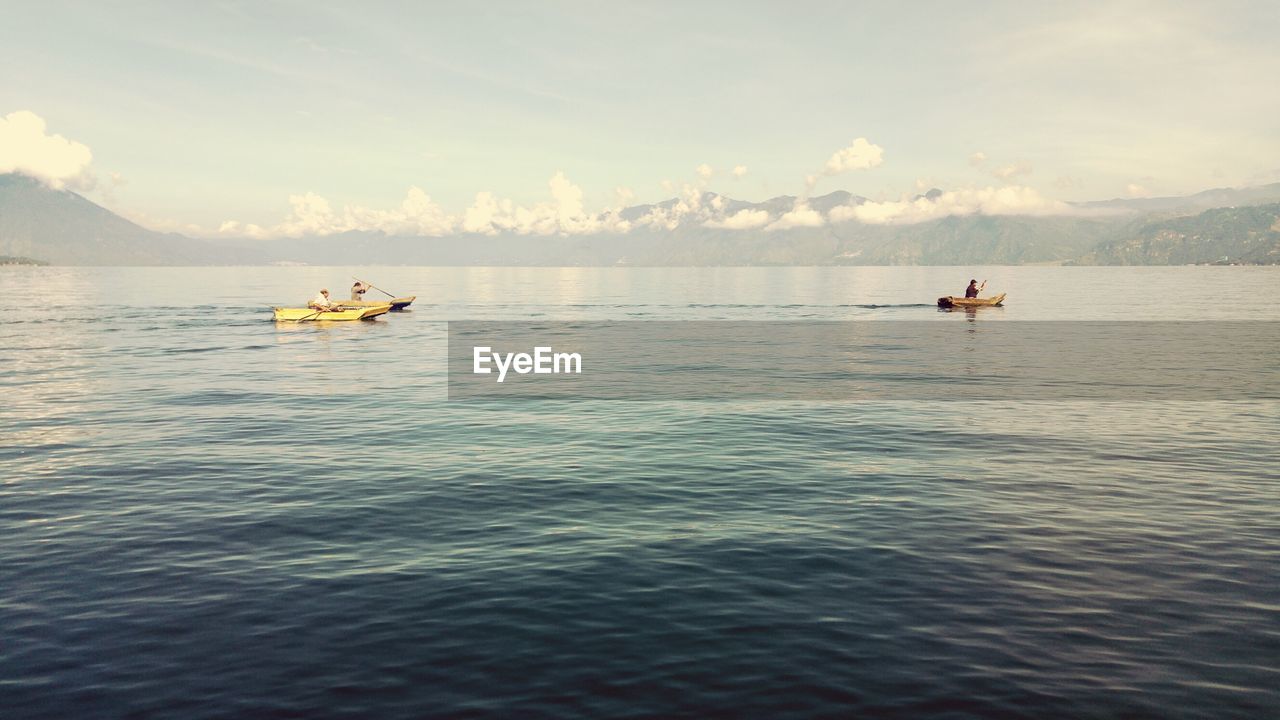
[2, 266, 1278, 719]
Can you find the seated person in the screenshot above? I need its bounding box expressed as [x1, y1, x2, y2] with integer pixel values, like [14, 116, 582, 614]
[309, 288, 337, 310]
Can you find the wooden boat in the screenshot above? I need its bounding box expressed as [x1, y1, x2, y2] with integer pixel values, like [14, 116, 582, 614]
[342, 296, 416, 310]
[938, 292, 1006, 308]
[272, 304, 392, 321]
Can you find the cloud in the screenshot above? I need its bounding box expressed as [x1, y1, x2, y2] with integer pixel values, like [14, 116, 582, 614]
[461, 191, 509, 234]
[115, 207, 207, 236]
[766, 201, 825, 231]
[822, 137, 884, 175]
[460, 172, 631, 236]
[634, 183, 712, 231]
[991, 160, 1033, 180]
[351, 186, 455, 235]
[222, 171, 645, 239]
[696, 163, 713, 180]
[829, 185, 1071, 225]
[0, 110, 95, 189]
[969, 152, 987, 166]
[222, 172, 641, 239]
[223, 186, 455, 238]
[704, 208, 771, 230]
[732, 165, 748, 178]
[548, 171, 590, 231]
[98, 171, 129, 206]
[1125, 183, 1150, 197]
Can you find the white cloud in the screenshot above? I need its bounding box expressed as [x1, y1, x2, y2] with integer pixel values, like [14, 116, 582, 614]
[97, 170, 130, 207]
[732, 165, 748, 178]
[222, 172, 640, 239]
[634, 183, 713, 231]
[822, 137, 884, 175]
[696, 163, 713, 180]
[461, 191, 511, 234]
[766, 201, 825, 231]
[969, 151, 987, 166]
[829, 185, 1071, 225]
[115, 206, 207, 236]
[351, 186, 455, 235]
[0, 110, 95, 189]
[459, 172, 631, 236]
[225, 170, 645, 239]
[704, 208, 770, 229]
[1125, 183, 1150, 197]
[991, 160, 1033, 180]
[224, 186, 455, 238]
[549, 171, 590, 231]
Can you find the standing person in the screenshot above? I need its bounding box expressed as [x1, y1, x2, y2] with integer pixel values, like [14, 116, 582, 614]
[309, 288, 337, 310]
[964, 279, 981, 298]
[351, 281, 368, 301]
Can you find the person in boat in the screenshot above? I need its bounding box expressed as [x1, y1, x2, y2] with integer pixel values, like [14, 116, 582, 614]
[350, 281, 368, 301]
[965, 279, 980, 298]
[309, 288, 338, 311]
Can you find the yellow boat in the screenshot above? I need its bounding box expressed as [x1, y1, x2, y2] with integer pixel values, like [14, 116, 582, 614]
[272, 304, 392, 321]
[341, 296, 416, 310]
[937, 292, 1006, 308]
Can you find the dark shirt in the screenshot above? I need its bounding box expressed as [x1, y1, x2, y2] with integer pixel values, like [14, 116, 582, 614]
[965, 284, 979, 298]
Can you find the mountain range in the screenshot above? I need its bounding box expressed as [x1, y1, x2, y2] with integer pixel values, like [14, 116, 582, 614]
[2, 173, 1279, 266]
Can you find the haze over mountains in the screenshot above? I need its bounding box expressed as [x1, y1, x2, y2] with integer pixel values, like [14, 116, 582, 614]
[2, 173, 1278, 266]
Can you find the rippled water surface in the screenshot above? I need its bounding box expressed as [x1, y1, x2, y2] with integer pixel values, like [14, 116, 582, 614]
[2, 266, 1278, 719]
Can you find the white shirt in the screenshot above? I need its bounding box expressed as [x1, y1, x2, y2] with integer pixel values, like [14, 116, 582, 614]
[310, 292, 334, 308]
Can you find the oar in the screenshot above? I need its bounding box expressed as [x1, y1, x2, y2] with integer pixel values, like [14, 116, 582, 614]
[353, 276, 397, 299]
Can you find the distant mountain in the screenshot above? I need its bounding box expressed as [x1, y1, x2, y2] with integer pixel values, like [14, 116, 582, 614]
[1070, 183, 1280, 215]
[828, 214, 1136, 266]
[1, 254, 48, 265]
[0, 174, 267, 265]
[3, 172, 1279, 266]
[1080, 203, 1280, 265]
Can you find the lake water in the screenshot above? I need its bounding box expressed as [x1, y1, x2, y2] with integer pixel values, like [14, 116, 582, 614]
[2, 266, 1278, 719]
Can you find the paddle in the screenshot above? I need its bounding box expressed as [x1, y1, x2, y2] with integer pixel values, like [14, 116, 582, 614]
[352, 276, 397, 299]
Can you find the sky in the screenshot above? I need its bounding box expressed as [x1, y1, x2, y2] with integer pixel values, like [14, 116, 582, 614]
[2, 0, 1279, 237]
